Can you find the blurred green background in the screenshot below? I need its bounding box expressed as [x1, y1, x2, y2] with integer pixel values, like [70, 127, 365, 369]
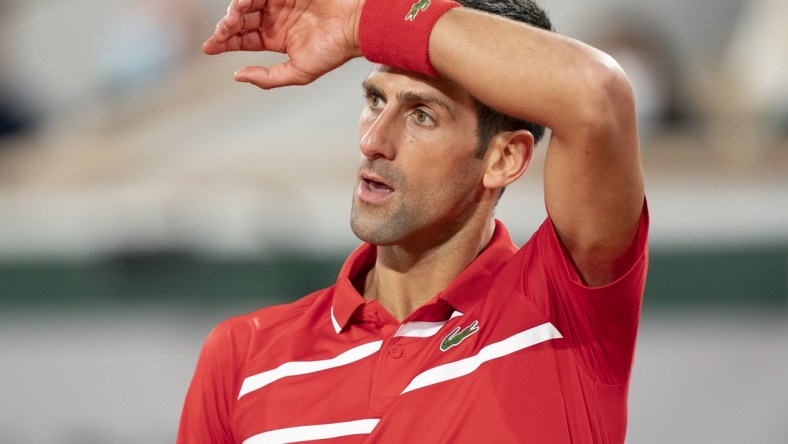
[0, 248, 785, 311]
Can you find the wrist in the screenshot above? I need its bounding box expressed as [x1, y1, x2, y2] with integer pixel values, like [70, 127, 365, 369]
[358, 0, 460, 75]
[348, 0, 367, 57]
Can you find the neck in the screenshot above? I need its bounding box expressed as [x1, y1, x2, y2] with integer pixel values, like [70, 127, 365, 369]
[363, 216, 496, 321]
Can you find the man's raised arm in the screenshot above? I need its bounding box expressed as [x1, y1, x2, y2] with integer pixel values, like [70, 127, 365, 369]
[429, 8, 644, 286]
[205, 0, 644, 286]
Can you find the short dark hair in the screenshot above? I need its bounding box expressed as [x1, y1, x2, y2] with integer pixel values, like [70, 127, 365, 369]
[455, 0, 554, 158]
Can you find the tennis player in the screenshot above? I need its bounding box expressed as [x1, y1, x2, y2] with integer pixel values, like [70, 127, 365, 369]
[178, 0, 648, 442]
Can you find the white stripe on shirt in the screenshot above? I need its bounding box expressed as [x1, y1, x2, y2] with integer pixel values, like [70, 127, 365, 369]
[238, 341, 383, 399]
[394, 311, 464, 338]
[401, 322, 562, 394]
[242, 419, 380, 444]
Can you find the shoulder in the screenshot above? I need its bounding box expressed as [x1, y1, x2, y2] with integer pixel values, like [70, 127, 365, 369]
[493, 208, 648, 315]
[505, 203, 648, 288]
[204, 287, 335, 359]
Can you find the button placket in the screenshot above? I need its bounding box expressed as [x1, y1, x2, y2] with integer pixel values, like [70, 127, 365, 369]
[388, 344, 404, 359]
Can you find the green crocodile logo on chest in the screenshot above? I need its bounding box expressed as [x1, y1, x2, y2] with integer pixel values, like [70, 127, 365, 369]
[440, 320, 480, 352]
[406, 0, 431, 21]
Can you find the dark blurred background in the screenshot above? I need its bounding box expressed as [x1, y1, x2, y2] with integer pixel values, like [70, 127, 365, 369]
[0, 0, 786, 442]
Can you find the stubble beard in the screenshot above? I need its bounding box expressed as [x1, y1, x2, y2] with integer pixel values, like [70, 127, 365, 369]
[349, 184, 417, 247]
[349, 156, 485, 247]
[350, 157, 422, 246]
[350, 196, 421, 246]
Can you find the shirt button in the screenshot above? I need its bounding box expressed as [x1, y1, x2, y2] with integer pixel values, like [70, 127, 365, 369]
[388, 345, 404, 359]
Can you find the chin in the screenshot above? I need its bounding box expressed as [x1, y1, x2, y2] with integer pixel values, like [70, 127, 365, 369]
[350, 221, 393, 246]
[350, 213, 404, 247]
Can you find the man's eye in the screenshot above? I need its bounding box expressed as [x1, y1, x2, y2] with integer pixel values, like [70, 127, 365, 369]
[366, 94, 382, 108]
[414, 110, 433, 124]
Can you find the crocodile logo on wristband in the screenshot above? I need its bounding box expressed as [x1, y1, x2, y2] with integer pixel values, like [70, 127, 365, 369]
[405, 0, 431, 21]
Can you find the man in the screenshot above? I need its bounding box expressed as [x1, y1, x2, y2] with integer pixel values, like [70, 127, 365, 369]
[178, 0, 648, 442]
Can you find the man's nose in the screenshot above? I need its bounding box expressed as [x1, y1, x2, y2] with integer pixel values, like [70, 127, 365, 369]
[359, 109, 397, 160]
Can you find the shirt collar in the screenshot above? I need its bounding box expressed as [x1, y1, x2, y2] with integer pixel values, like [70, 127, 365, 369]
[331, 220, 518, 333]
[332, 242, 376, 333]
[434, 219, 518, 313]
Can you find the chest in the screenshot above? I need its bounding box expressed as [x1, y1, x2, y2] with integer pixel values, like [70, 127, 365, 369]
[231, 294, 600, 443]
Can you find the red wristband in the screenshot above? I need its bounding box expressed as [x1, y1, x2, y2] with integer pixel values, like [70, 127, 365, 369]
[359, 0, 461, 76]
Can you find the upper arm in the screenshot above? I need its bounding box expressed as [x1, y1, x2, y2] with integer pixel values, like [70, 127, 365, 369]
[543, 55, 644, 287]
[429, 9, 645, 285]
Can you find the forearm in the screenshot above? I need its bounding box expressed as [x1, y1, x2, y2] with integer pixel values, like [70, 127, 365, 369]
[429, 8, 633, 142]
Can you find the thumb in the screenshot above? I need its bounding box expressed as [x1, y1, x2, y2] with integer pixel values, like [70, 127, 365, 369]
[234, 63, 317, 90]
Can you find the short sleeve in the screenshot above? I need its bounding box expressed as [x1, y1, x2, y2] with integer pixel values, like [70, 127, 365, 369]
[177, 320, 246, 444]
[520, 201, 649, 384]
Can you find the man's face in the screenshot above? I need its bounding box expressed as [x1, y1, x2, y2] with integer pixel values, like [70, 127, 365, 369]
[350, 66, 486, 248]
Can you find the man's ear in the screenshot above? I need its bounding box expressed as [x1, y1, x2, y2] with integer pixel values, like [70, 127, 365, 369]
[482, 129, 534, 190]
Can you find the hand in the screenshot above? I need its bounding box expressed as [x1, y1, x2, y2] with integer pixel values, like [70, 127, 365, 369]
[203, 0, 365, 89]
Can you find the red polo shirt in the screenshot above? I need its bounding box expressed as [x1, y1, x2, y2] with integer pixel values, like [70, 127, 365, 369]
[178, 211, 648, 444]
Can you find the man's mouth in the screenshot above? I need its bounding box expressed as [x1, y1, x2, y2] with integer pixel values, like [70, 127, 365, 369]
[363, 178, 394, 193]
[358, 173, 395, 203]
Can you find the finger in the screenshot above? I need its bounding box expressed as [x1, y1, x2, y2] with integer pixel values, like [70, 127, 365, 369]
[235, 63, 318, 90]
[202, 38, 226, 55]
[245, 0, 267, 10]
[203, 31, 267, 55]
[214, 11, 263, 43]
[217, 0, 258, 38]
[226, 0, 265, 26]
[202, 33, 244, 54]
[202, 35, 243, 55]
[222, 0, 243, 28]
[209, 0, 265, 46]
[206, 12, 233, 46]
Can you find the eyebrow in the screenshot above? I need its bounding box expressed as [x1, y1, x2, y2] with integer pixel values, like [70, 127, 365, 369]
[361, 80, 456, 119]
[361, 80, 385, 100]
[399, 91, 455, 118]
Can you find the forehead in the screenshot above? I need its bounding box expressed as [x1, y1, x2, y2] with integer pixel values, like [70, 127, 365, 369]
[364, 65, 477, 112]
